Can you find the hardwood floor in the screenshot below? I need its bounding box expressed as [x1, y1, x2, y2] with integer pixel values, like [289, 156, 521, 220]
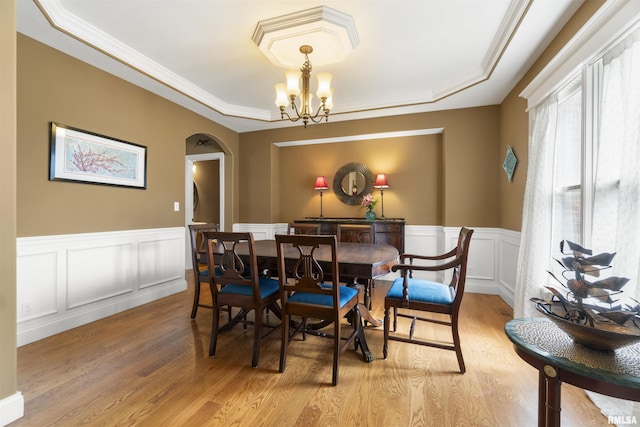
[13, 273, 610, 426]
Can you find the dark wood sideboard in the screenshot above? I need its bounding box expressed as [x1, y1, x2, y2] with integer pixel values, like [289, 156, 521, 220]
[294, 218, 405, 253]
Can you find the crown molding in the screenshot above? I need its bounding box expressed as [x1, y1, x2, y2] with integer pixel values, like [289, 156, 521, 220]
[521, 0, 640, 110]
[273, 128, 444, 147]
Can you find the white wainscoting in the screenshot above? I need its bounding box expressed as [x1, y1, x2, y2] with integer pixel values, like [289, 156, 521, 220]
[15, 224, 520, 346]
[16, 227, 186, 346]
[234, 224, 521, 308]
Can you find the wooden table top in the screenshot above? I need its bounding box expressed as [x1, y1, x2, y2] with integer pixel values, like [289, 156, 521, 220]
[247, 240, 399, 280]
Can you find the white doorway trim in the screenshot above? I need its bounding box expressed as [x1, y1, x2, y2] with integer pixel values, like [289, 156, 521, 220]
[185, 152, 225, 264]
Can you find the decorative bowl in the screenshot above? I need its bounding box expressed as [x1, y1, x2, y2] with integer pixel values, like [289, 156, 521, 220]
[535, 301, 640, 351]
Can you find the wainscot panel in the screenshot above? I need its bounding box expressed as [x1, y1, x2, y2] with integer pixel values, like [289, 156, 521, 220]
[16, 227, 186, 346]
[236, 224, 520, 308]
[497, 228, 520, 307]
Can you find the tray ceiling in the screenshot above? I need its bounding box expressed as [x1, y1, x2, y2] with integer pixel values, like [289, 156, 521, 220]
[17, 0, 584, 132]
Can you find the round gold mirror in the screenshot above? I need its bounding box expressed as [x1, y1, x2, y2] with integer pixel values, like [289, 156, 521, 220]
[333, 163, 374, 205]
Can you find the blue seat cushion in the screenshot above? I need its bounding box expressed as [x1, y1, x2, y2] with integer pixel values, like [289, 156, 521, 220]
[387, 278, 454, 305]
[219, 276, 280, 298]
[288, 285, 358, 309]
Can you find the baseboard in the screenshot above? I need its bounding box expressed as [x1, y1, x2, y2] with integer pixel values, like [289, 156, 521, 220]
[0, 392, 24, 426]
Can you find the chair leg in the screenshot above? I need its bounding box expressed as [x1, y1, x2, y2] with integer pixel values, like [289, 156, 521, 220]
[332, 317, 341, 386]
[209, 303, 220, 357]
[392, 307, 398, 332]
[279, 313, 289, 374]
[451, 313, 465, 373]
[191, 279, 201, 319]
[252, 307, 261, 368]
[383, 307, 390, 359]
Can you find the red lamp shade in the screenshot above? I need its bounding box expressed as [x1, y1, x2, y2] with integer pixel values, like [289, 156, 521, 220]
[314, 176, 329, 190]
[374, 173, 389, 188]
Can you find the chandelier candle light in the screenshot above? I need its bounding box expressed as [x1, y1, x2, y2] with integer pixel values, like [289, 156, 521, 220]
[314, 176, 329, 218]
[374, 173, 389, 219]
[275, 45, 333, 128]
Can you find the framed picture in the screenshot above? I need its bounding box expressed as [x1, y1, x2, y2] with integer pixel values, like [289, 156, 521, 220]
[503, 145, 518, 182]
[49, 122, 147, 189]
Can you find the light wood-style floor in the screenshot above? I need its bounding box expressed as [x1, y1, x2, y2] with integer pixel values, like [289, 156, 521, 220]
[13, 273, 610, 426]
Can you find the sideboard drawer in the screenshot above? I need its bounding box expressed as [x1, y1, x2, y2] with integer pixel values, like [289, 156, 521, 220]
[375, 223, 403, 233]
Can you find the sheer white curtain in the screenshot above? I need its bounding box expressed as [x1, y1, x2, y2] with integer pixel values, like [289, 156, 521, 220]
[514, 96, 558, 318]
[592, 29, 640, 302]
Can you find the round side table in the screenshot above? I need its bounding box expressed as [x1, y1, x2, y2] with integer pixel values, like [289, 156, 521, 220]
[505, 318, 640, 427]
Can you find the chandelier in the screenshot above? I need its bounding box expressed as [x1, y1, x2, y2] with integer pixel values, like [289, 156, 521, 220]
[274, 45, 333, 128]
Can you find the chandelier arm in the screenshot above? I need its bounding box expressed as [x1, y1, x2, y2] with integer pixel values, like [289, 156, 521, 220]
[305, 102, 329, 123]
[279, 109, 301, 123]
[289, 99, 301, 116]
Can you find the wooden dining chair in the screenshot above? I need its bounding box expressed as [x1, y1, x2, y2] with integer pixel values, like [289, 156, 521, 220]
[204, 231, 281, 368]
[287, 222, 320, 235]
[383, 227, 474, 373]
[337, 223, 375, 309]
[336, 223, 374, 244]
[275, 234, 362, 386]
[188, 223, 219, 318]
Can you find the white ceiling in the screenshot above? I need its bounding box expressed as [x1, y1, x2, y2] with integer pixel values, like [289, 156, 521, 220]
[17, 0, 584, 133]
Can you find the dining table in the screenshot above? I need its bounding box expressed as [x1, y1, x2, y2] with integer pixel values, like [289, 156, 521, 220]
[234, 239, 400, 362]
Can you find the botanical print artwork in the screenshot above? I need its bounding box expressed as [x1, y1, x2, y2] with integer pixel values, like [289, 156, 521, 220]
[64, 136, 138, 180]
[50, 122, 147, 188]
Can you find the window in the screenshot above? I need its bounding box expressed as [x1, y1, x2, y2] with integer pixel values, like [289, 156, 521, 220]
[516, 23, 640, 319]
[550, 25, 640, 297]
[551, 80, 583, 247]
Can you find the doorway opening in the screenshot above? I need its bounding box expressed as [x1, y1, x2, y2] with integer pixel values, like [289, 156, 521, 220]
[185, 152, 225, 265]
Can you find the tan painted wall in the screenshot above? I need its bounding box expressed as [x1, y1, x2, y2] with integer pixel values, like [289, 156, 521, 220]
[240, 106, 500, 227]
[0, 0, 17, 403]
[276, 135, 442, 223]
[498, 0, 607, 231]
[16, 34, 240, 237]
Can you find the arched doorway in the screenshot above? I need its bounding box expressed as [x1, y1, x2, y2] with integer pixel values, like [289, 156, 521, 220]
[184, 134, 226, 265]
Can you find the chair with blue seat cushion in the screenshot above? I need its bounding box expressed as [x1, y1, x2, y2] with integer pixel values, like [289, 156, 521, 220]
[203, 231, 281, 368]
[337, 223, 376, 309]
[275, 234, 362, 386]
[188, 223, 219, 318]
[383, 227, 473, 373]
[286, 222, 320, 235]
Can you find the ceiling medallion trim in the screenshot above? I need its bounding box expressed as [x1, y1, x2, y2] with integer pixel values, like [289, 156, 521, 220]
[252, 6, 359, 68]
[252, 6, 359, 49]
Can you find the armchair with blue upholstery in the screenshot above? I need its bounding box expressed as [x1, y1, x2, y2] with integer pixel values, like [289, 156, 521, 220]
[383, 227, 473, 373]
